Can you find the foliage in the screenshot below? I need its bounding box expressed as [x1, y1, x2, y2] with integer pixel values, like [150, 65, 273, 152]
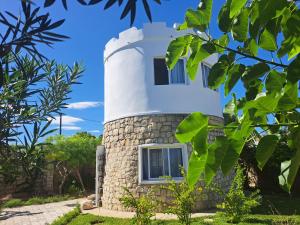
[158, 170, 199, 225]
[42, 0, 161, 26]
[166, 0, 300, 192]
[51, 204, 81, 225]
[119, 187, 156, 225]
[1, 195, 76, 208]
[46, 132, 100, 193]
[0, 1, 83, 188]
[217, 166, 261, 223]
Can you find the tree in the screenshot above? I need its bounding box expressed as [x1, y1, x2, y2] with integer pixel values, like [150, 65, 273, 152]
[0, 1, 83, 188]
[166, 0, 300, 192]
[46, 133, 100, 194]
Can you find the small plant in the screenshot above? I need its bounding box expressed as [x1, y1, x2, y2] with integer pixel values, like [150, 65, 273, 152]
[50, 204, 81, 225]
[119, 187, 155, 225]
[217, 165, 261, 223]
[159, 169, 199, 225]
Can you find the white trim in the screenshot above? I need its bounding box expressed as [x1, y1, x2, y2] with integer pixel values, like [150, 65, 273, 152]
[138, 143, 188, 185]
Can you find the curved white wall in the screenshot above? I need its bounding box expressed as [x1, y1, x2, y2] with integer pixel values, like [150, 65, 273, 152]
[104, 23, 222, 123]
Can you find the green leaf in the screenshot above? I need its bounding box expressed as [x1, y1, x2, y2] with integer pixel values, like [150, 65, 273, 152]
[175, 112, 208, 143]
[231, 8, 248, 42]
[277, 82, 298, 111]
[225, 64, 245, 96]
[187, 150, 207, 187]
[265, 70, 286, 94]
[259, 28, 277, 51]
[215, 34, 229, 53]
[218, 3, 232, 32]
[185, 0, 213, 31]
[205, 136, 229, 183]
[223, 93, 238, 124]
[187, 42, 215, 80]
[242, 63, 270, 84]
[208, 60, 228, 89]
[230, 0, 247, 18]
[256, 135, 279, 170]
[248, 39, 259, 56]
[287, 55, 300, 84]
[279, 144, 300, 193]
[166, 35, 193, 70]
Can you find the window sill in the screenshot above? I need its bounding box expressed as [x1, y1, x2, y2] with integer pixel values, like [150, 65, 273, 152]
[139, 178, 183, 185]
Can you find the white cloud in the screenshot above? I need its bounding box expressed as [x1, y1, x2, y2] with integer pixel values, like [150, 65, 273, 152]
[62, 126, 81, 131]
[51, 115, 84, 126]
[88, 130, 101, 133]
[67, 101, 103, 110]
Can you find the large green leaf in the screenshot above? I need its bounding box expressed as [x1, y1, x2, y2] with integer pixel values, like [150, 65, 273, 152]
[265, 70, 286, 94]
[225, 64, 245, 96]
[175, 112, 208, 143]
[231, 8, 248, 42]
[223, 94, 238, 124]
[187, 42, 215, 80]
[277, 82, 298, 111]
[259, 28, 277, 51]
[286, 55, 300, 84]
[185, 0, 213, 31]
[166, 35, 193, 70]
[256, 135, 279, 170]
[205, 136, 229, 183]
[229, 0, 247, 18]
[218, 3, 232, 32]
[242, 63, 270, 84]
[187, 150, 207, 187]
[208, 58, 228, 89]
[215, 34, 230, 53]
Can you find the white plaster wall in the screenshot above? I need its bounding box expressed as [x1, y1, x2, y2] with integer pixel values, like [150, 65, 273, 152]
[104, 23, 222, 123]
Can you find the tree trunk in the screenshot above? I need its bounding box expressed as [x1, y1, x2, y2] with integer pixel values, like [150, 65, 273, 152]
[75, 169, 86, 193]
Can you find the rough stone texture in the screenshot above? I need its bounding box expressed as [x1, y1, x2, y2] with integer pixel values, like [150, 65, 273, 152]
[82, 200, 94, 210]
[100, 114, 233, 212]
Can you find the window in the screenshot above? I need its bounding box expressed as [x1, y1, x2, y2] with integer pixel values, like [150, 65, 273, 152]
[201, 63, 211, 88]
[139, 144, 188, 183]
[154, 58, 187, 85]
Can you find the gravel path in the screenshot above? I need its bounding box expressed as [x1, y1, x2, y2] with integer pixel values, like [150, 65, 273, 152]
[0, 199, 84, 225]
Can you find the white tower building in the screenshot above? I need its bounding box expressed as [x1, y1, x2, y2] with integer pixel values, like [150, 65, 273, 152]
[97, 23, 232, 211]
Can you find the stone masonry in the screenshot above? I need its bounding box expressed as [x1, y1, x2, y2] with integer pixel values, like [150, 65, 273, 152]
[99, 114, 233, 211]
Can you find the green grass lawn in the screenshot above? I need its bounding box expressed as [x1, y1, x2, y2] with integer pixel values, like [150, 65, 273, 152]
[58, 214, 300, 225]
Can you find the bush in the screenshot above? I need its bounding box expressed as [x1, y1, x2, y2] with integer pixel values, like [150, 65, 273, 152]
[2, 199, 24, 208]
[119, 187, 155, 225]
[217, 165, 261, 223]
[51, 204, 81, 225]
[158, 169, 199, 225]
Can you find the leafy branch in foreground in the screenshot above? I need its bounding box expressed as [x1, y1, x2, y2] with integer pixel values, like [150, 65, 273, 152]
[166, 0, 300, 192]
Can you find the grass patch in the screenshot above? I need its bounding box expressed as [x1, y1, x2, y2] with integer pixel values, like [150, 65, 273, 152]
[1, 194, 76, 208]
[58, 214, 300, 225]
[51, 204, 81, 225]
[253, 194, 300, 215]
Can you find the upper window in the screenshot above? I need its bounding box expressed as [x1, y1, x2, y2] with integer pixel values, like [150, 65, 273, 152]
[201, 63, 211, 88]
[154, 58, 187, 85]
[139, 144, 187, 183]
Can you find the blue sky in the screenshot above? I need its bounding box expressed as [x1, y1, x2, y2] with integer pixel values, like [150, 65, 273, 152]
[3, 0, 233, 137]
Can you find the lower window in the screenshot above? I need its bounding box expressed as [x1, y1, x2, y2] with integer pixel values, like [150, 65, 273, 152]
[139, 144, 187, 183]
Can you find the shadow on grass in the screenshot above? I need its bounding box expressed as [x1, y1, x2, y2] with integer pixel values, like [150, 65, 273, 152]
[243, 218, 273, 225]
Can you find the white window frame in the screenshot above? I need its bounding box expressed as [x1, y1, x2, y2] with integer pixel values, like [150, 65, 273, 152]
[154, 57, 189, 85]
[201, 62, 211, 88]
[138, 143, 188, 184]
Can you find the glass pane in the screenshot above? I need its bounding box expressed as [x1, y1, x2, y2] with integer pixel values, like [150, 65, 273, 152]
[142, 148, 148, 180]
[170, 59, 185, 84]
[149, 149, 163, 178]
[163, 148, 169, 176]
[154, 58, 169, 85]
[169, 148, 183, 177]
[201, 64, 210, 88]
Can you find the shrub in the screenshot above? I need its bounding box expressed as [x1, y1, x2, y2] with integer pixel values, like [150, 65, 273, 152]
[158, 169, 198, 225]
[119, 187, 155, 225]
[2, 199, 24, 208]
[217, 165, 261, 223]
[51, 204, 81, 225]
